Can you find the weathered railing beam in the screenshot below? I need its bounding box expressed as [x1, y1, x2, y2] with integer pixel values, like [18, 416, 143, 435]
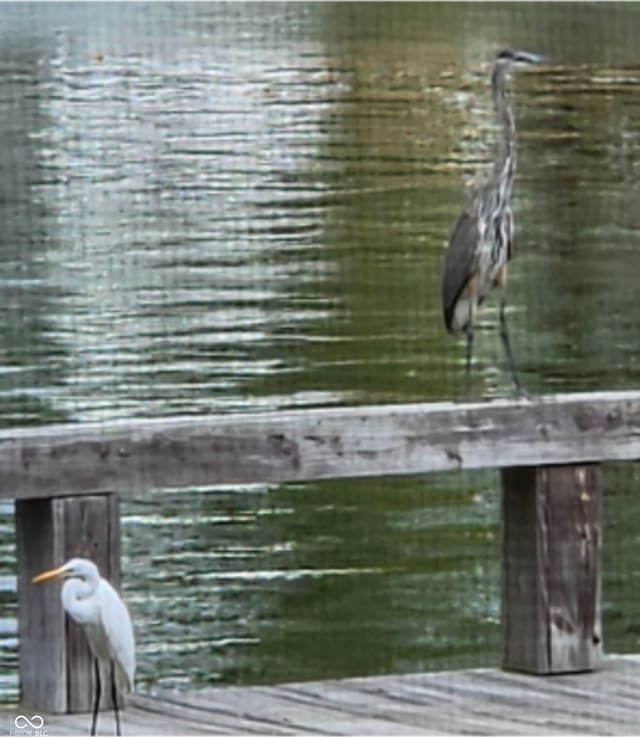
[0, 391, 639, 499]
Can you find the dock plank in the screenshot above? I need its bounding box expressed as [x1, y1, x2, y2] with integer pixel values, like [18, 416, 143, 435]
[3, 655, 640, 735]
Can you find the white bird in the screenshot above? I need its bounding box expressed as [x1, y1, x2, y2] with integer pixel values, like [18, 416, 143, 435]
[32, 558, 135, 736]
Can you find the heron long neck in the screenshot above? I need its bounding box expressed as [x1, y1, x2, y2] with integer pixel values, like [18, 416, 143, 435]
[491, 66, 516, 202]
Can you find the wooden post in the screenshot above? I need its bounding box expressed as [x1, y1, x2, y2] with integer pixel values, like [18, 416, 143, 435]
[501, 464, 602, 674]
[15, 493, 121, 713]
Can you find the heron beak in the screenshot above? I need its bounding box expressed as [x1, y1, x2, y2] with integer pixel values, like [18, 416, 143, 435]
[516, 51, 541, 65]
[32, 565, 67, 584]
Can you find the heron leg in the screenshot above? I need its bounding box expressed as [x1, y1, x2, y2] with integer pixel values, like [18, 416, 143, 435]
[90, 658, 101, 737]
[111, 660, 121, 736]
[499, 298, 525, 395]
[464, 327, 474, 400]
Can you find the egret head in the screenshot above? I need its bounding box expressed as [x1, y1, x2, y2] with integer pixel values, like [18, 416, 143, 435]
[32, 558, 100, 585]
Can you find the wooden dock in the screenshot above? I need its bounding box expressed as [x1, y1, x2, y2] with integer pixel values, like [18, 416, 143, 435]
[4, 391, 640, 722]
[3, 654, 640, 735]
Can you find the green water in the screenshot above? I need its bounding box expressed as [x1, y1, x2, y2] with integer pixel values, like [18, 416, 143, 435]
[1, 2, 640, 699]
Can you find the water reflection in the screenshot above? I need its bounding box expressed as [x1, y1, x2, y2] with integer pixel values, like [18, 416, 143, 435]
[1, 1, 640, 703]
[30, 13, 346, 421]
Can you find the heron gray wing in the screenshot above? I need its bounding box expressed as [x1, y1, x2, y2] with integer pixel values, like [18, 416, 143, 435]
[441, 209, 480, 332]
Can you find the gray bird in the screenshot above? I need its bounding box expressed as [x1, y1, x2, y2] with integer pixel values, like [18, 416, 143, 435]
[441, 49, 540, 398]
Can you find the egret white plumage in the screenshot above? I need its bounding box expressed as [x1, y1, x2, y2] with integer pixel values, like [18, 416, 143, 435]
[32, 558, 135, 736]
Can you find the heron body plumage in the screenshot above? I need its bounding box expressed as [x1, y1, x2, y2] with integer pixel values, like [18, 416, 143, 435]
[441, 49, 539, 396]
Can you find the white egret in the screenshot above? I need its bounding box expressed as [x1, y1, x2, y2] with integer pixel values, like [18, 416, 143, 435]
[32, 558, 135, 736]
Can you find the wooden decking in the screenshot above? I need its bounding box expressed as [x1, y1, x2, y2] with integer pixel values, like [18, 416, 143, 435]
[3, 654, 640, 735]
[9, 392, 640, 708]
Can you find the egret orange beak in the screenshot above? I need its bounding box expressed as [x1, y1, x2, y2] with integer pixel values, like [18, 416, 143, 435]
[32, 565, 67, 584]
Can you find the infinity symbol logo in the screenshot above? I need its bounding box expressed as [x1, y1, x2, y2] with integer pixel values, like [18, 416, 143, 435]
[14, 715, 44, 729]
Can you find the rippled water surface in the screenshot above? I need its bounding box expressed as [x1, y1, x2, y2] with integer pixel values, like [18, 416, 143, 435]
[1, 2, 640, 699]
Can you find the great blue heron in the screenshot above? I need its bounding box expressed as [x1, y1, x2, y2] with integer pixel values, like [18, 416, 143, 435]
[441, 49, 540, 397]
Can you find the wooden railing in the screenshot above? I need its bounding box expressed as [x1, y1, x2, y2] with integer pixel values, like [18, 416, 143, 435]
[4, 390, 640, 713]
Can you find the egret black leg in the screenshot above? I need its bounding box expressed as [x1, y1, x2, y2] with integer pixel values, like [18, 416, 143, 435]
[91, 658, 101, 737]
[110, 661, 121, 736]
[499, 299, 525, 395]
